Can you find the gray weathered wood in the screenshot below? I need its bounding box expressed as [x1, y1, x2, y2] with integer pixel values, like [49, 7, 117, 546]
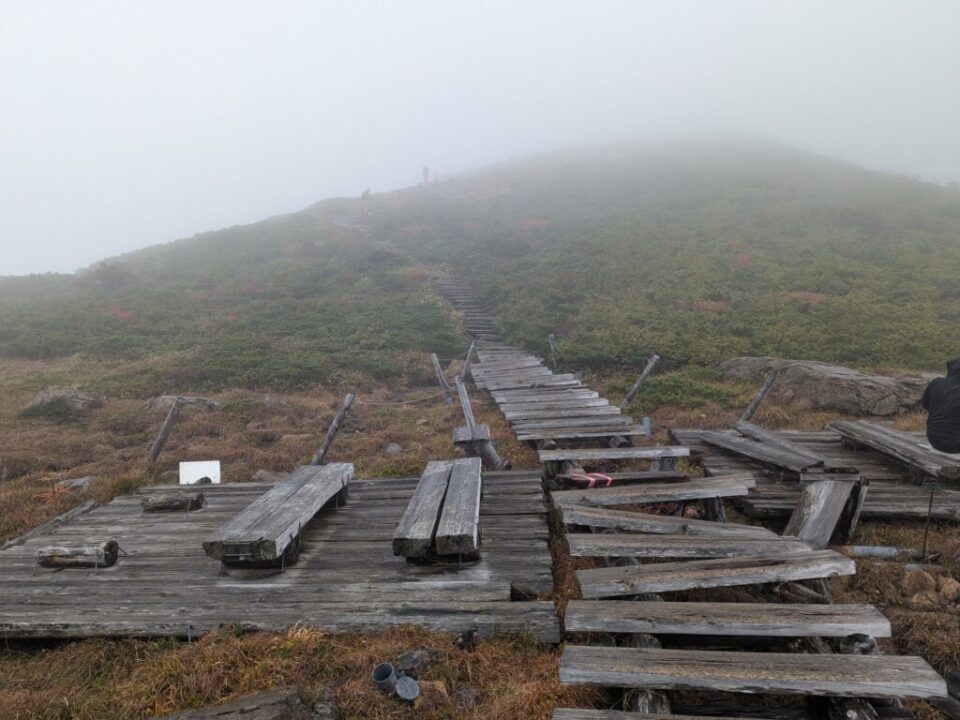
[552, 474, 756, 509]
[559, 645, 946, 700]
[430, 353, 454, 406]
[783, 474, 862, 549]
[435, 457, 483, 556]
[392, 460, 453, 557]
[147, 396, 183, 463]
[830, 420, 960, 480]
[700, 430, 822, 475]
[518, 425, 649, 442]
[141, 492, 206, 513]
[740, 369, 778, 422]
[459, 341, 475, 381]
[311, 393, 355, 465]
[576, 549, 856, 598]
[539, 447, 690, 464]
[455, 376, 478, 433]
[559, 505, 776, 537]
[0, 500, 98, 550]
[733, 421, 834, 467]
[37, 540, 119, 568]
[566, 534, 810, 559]
[619, 353, 661, 411]
[203, 463, 352, 562]
[564, 600, 891, 638]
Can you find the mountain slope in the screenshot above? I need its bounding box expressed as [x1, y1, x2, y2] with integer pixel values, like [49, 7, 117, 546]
[2, 142, 959, 396]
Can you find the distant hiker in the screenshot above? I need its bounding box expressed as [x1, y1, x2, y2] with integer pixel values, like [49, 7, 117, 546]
[361, 188, 371, 215]
[921, 358, 960, 454]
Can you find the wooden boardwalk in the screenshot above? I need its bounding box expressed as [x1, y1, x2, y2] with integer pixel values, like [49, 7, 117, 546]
[670, 428, 960, 522]
[0, 470, 558, 641]
[437, 282, 649, 446]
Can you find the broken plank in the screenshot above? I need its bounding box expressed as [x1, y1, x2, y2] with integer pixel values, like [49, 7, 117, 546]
[539, 447, 690, 464]
[576, 549, 856, 598]
[830, 420, 960, 481]
[559, 505, 776, 537]
[552, 475, 756, 509]
[564, 600, 891, 638]
[559, 645, 946, 700]
[783, 475, 861, 549]
[565, 534, 810, 559]
[700, 430, 823, 475]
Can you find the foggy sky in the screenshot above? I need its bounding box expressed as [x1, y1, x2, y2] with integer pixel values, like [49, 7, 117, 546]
[2, 0, 958, 276]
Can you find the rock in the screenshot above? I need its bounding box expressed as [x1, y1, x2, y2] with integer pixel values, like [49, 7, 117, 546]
[383, 443, 403, 456]
[23, 387, 101, 416]
[938, 575, 960, 603]
[907, 589, 942, 610]
[682, 505, 702, 519]
[396, 646, 443, 678]
[144, 395, 220, 414]
[454, 629, 479, 651]
[452, 685, 481, 711]
[254, 469, 288, 483]
[56, 476, 96, 492]
[416, 418, 429, 426]
[310, 689, 341, 720]
[718, 357, 935, 416]
[902, 569, 937, 597]
[279, 434, 314, 446]
[159, 470, 180, 484]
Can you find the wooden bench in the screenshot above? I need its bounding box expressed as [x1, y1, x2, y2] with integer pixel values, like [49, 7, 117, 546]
[393, 457, 483, 560]
[203, 463, 352, 564]
[559, 645, 946, 700]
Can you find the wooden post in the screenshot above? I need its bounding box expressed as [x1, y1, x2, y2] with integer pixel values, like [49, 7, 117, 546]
[619, 353, 661, 411]
[312, 393, 355, 465]
[430, 353, 454, 406]
[740, 369, 779, 423]
[459, 341, 476, 382]
[548, 333, 557, 370]
[455, 377, 477, 433]
[147, 396, 183, 464]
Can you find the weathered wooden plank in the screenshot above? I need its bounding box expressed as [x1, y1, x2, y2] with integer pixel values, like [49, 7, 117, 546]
[141, 492, 205, 513]
[701, 430, 822, 475]
[783, 475, 859, 549]
[391, 461, 453, 558]
[512, 415, 633, 430]
[491, 390, 600, 404]
[147, 686, 316, 720]
[566, 534, 810, 559]
[733, 421, 834, 467]
[36, 540, 119, 569]
[203, 464, 352, 562]
[559, 505, 776, 537]
[830, 420, 960, 480]
[0, 500, 99, 551]
[552, 475, 756, 509]
[504, 404, 617, 420]
[435, 457, 483, 556]
[564, 600, 891, 638]
[576, 550, 856, 598]
[539, 447, 690, 463]
[519, 425, 650, 442]
[559, 645, 946, 700]
[485, 376, 582, 391]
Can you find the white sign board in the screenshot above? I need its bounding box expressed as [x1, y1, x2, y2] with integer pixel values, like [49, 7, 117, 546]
[179, 460, 221, 485]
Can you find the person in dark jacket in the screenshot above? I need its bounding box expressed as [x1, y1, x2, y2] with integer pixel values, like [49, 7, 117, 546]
[921, 358, 960, 454]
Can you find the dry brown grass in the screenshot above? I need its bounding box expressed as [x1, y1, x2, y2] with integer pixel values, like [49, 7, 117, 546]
[0, 627, 603, 720]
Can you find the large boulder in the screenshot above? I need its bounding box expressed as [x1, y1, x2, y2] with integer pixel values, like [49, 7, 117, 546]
[23, 387, 101, 416]
[719, 357, 935, 417]
[144, 395, 220, 414]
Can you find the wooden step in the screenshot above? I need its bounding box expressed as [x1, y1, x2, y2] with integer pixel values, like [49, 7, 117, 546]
[576, 549, 856, 599]
[564, 600, 891, 637]
[502, 403, 615, 419]
[518, 425, 650, 442]
[559, 505, 776, 538]
[565, 534, 809, 559]
[552, 475, 756, 509]
[511, 415, 633, 431]
[539, 447, 690, 464]
[559, 645, 946, 700]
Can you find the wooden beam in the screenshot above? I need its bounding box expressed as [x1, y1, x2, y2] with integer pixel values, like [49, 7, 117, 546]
[559, 645, 946, 700]
[430, 353, 454, 406]
[392, 460, 453, 558]
[576, 550, 856, 598]
[147, 396, 183, 463]
[565, 600, 892, 638]
[552, 474, 756, 509]
[435, 457, 483, 556]
[740, 369, 779, 422]
[560, 504, 776, 537]
[619, 353, 661, 411]
[565, 534, 810, 559]
[311, 393, 355, 465]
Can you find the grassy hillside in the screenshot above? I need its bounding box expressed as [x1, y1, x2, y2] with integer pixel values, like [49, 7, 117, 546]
[2, 141, 959, 401]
